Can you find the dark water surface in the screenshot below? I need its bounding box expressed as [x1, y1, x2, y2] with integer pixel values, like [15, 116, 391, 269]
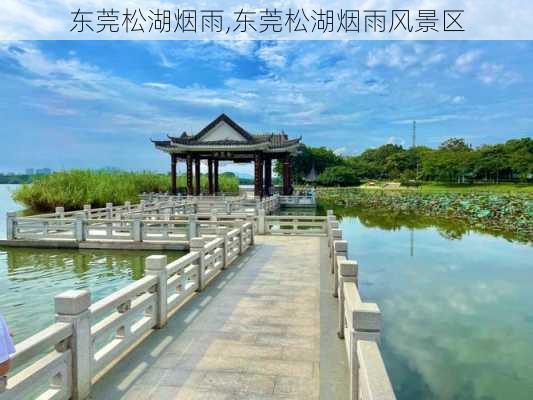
[328, 206, 533, 400]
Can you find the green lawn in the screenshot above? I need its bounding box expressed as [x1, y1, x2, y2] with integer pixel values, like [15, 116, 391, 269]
[416, 183, 533, 193]
[349, 181, 533, 194]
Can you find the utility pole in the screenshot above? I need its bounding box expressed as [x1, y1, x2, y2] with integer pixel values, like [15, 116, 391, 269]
[412, 120, 416, 148]
[412, 120, 420, 181]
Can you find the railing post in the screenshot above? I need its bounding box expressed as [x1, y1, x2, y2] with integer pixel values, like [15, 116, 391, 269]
[74, 214, 87, 242]
[217, 227, 229, 268]
[188, 214, 198, 239]
[328, 220, 339, 256]
[210, 209, 218, 222]
[225, 201, 231, 214]
[6, 212, 16, 240]
[332, 240, 347, 298]
[56, 206, 65, 219]
[145, 255, 168, 329]
[338, 258, 358, 339]
[190, 238, 206, 291]
[247, 221, 255, 245]
[83, 204, 91, 219]
[350, 303, 382, 400]
[124, 201, 131, 212]
[330, 228, 342, 272]
[132, 215, 142, 242]
[238, 225, 245, 255]
[105, 202, 113, 219]
[54, 290, 91, 400]
[257, 208, 266, 235]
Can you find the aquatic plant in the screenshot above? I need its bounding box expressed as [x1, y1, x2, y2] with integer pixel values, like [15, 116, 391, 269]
[317, 188, 533, 240]
[12, 170, 239, 212]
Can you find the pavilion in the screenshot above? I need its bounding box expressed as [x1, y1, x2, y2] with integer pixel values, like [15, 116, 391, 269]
[152, 114, 302, 197]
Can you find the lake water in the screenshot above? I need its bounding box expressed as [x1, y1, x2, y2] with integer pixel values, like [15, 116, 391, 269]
[330, 206, 533, 400]
[1, 186, 532, 399]
[0, 185, 183, 344]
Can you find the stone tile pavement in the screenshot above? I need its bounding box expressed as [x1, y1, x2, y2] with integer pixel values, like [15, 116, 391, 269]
[91, 235, 348, 399]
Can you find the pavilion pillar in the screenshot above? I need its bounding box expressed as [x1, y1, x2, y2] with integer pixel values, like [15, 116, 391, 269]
[186, 154, 193, 195]
[194, 158, 201, 195]
[208, 159, 214, 195]
[264, 158, 272, 196]
[254, 153, 264, 198]
[214, 160, 219, 193]
[170, 153, 177, 195]
[282, 156, 291, 195]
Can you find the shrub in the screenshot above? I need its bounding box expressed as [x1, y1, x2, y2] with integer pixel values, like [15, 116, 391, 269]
[316, 166, 361, 187]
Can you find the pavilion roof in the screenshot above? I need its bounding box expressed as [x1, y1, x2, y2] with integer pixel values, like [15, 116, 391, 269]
[152, 113, 302, 154]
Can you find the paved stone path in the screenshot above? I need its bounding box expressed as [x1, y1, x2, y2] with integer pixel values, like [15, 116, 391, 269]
[92, 235, 347, 400]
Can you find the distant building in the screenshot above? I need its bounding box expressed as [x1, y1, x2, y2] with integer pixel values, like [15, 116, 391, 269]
[36, 168, 52, 175]
[25, 168, 35, 175]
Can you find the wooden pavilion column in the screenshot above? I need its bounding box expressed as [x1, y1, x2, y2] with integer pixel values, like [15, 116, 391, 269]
[207, 159, 214, 195]
[282, 156, 291, 195]
[186, 154, 193, 195]
[194, 157, 201, 195]
[170, 153, 177, 195]
[254, 153, 264, 198]
[264, 158, 272, 196]
[214, 160, 219, 193]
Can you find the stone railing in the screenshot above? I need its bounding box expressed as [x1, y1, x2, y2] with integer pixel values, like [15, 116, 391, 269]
[139, 193, 241, 202]
[257, 211, 327, 235]
[279, 192, 316, 207]
[0, 222, 254, 400]
[327, 210, 396, 400]
[21, 200, 197, 221]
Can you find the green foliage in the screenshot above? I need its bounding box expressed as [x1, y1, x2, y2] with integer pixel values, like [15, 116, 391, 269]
[317, 187, 533, 240]
[289, 137, 532, 185]
[316, 166, 361, 187]
[12, 169, 239, 212]
[274, 146, 343, 182]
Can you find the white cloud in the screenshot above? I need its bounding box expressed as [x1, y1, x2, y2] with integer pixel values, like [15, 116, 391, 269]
[478, 62, 521, 86]
[366, 43, 445, 71]
[256, 42, 291, 68]
[451, 96, 466, 104]
[333, 146, 347, 155]
[386, 136, 406, 146]
[454, 50, 482, 73]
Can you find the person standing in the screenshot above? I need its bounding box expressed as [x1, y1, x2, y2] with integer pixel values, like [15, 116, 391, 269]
[0, 313, 15, 382]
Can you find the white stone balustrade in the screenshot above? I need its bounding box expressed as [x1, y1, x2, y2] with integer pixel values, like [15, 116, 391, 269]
[264, 215, 328, 235]
[0, 225, 254, 400]
[327, 212, 396, 400]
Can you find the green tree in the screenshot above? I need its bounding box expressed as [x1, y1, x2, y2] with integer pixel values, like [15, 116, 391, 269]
[275, 145, 343, 182]
[316, 166, 361, 187]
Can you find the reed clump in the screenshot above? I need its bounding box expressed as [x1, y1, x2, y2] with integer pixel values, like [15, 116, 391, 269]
[12, 170, 239, 212]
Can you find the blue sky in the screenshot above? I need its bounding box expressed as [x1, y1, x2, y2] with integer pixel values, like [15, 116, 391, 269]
[0, 40, 532, 174]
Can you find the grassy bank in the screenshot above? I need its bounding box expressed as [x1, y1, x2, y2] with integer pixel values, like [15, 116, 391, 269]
[317, 187, 533, 240]
[12, 170, 239, 212]
[357, 182, 533, 193]
[417, 183, 533, 193]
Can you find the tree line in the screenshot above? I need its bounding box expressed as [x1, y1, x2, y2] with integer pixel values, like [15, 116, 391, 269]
[275, 137, 533, 186]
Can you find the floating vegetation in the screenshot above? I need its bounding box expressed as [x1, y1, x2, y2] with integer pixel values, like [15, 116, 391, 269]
[317, 188, 533, 240]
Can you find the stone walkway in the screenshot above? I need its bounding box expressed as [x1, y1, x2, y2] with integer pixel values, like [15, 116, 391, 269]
[92, 235, 347, 400]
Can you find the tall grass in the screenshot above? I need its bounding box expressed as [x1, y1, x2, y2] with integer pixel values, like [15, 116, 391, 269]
[12, 170, 239, 212]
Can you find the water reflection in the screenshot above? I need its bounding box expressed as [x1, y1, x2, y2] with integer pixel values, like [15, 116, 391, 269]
[0, 247, 183, 344]
[336, 210, 533, 400]
[321, 205, 530, 244]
